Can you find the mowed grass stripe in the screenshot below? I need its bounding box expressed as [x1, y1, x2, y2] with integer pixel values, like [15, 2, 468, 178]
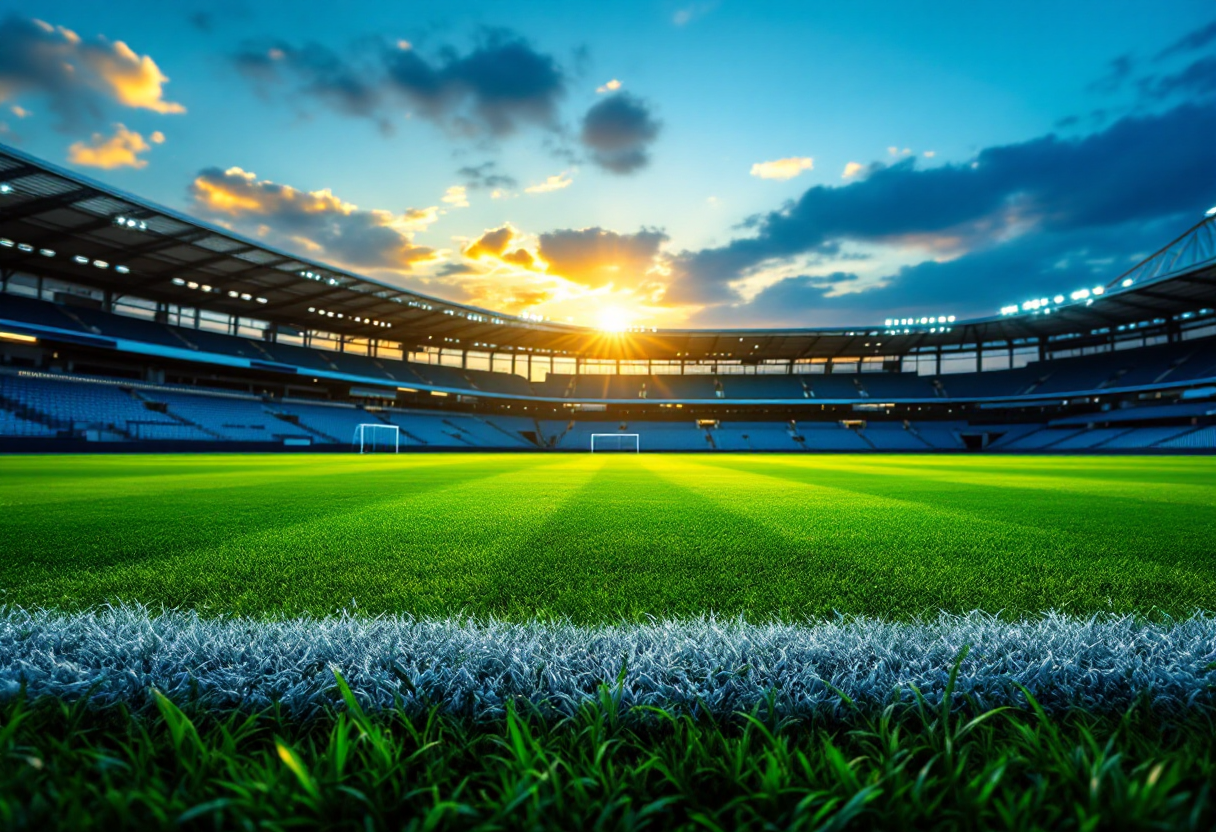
[0, 454, 525, 577]
[1, 453, 1214, 621]
[3, 455, 599, 616]
[654, 455, 1216, 617]
[696, 454, 1216, 561]
[471, 455, 823, 620]
[0, 453, 498, 507]
[703, 453, 1216, 506]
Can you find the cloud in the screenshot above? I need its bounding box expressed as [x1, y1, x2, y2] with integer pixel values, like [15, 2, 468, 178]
[668, 102, 1216, 306]
[841, 162, 867, 180]
[189, 167, 436, 272]
[692, 219, 1178, 328]
[1087, 54, 1135, 94]
[525, 172, 573, 193]
[1155, 19, 1216, 61]
[579, 92, 661, 174]
[10, 104, 29, 118]
[457, 160, 517, 190]
[233, 30, 566, 139]
[0, 16, 184, 130]
[750, 156, 814, 181]
[233, 40, 388, 129]
[672, 2, 717, 26]
[537, 227, 669, 290]
[596, 78, 621, 93]
[1137, 56, 1216, 101]
[464, 226, 515, 259]
[454, 223, 670, 306]
[67, 123, 161, 169]
[383, 31, 565, 137]
[441, 185, 469, 207]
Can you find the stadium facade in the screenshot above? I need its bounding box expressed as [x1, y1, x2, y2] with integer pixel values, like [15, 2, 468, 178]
[1, 142, 1214, 453]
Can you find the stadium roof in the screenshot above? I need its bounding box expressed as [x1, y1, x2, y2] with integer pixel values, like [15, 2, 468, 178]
[2, 142, 1214, 361]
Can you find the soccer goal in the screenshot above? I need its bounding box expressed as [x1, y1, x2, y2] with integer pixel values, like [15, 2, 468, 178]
[353, 423, 400, 453]
[590, 433, 640, 453]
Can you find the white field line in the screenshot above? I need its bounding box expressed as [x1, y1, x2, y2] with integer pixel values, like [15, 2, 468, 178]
[1, 606, 1213, 720]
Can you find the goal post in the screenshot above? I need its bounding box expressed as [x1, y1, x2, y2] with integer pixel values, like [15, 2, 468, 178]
[590, 433, 640, 453]
[353, 423, 400, 453]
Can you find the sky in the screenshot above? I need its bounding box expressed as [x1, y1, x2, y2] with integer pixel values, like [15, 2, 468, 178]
[1, 1, 1213, 331]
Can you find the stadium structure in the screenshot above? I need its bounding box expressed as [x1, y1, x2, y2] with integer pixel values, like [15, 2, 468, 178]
[1, 142, 1214, 454]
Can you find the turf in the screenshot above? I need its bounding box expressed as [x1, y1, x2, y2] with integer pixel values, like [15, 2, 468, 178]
[2, 685, 1214, 831]
[1, 453, 1215, 621]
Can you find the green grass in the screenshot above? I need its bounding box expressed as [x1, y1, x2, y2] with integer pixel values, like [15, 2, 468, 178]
[2, 678, 1213, 831]
[2, 452, 1215, 621]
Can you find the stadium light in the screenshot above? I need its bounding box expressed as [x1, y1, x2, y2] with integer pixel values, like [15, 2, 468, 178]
[0, 183, 12, 194]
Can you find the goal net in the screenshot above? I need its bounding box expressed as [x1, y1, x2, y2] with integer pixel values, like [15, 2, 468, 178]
[353, 423, 400, 453]
[590, 433, 640, 453]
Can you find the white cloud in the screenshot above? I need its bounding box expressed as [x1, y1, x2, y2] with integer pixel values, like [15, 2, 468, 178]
[525, 172, 573, 194]
[842, 161, 865, 179]
[749, 156, 814, 181]
[441, 185, 468, 208]
[596, 79, 621, 94]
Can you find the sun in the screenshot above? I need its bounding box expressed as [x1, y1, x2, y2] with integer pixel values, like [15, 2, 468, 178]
[597, 306, 630, 332]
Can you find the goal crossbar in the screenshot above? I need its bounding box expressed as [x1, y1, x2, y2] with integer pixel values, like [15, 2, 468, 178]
[353, 423, 400, 453]
[590, 433, 640, 453]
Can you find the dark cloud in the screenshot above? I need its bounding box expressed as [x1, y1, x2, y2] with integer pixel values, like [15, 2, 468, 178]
[538, 227, 668, 288]
[233, 40, 389, 130]
[457, 160, 518, 190]
[435, 261, 479, 277]
[668, 103, 1216, 305]
[188, 12, 213, 33]
[691, 219, 1179, 329]
[1087, 54, 1135, 94]
[1137, 56, 1216, 101]
[0, 15, 184, 131]
[384, 33, 565, 137]
[233, 31, 565, 138]
[1155, 19, 1216, 61]
[579, 92, 661, 174]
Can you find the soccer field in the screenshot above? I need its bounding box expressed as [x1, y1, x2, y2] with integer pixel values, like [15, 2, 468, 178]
[3, 452, 1215, 620]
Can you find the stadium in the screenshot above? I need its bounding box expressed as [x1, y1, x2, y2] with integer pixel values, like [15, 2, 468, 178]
[2, 144, 1215, 454]
[1, 5, 1215, 827]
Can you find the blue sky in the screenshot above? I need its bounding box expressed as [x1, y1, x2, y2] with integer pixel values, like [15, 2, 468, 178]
[2, 1, 1213, 329]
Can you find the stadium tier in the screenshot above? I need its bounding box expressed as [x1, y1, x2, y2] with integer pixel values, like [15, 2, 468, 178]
[1, 143, 1214, 452]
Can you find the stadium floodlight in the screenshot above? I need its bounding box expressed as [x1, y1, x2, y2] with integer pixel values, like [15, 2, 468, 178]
[353, 423, 400, 454]
[590, 433, 640, 453]
[0, 183, 12, 194]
